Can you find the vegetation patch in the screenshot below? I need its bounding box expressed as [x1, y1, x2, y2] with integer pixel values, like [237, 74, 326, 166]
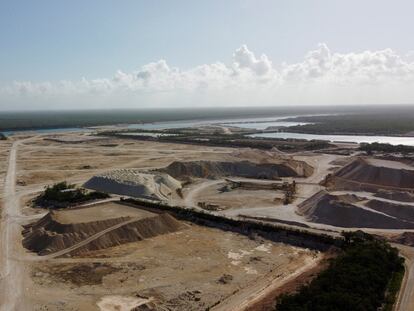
[0, 132, 6, 140]
[33, 181, 110, 209]
[285, 113, 414, 135]
[360, 142, 414, 154]
[275, 231, 405, 311]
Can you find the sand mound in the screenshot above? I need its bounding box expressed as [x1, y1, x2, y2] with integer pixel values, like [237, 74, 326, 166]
[84, 170, 181, 200]
[375, 190, 414, 202]
[332, 158, 414, 190]
[298, 190, 414, 229]
[159, 160, 311, 180]
[22, 204, 183, 256]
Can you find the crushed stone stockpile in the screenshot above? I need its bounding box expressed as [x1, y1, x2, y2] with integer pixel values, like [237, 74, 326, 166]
[83, 170, 182, 200]
[365, 200, 414, 223]
[22, 207, 184, 256]
[374, 189, 414, 202]
[332, 158, 414, 190]
[159, 160, 312, 180]
[232, 149, 314, 176]
[298, 190, 414, 229]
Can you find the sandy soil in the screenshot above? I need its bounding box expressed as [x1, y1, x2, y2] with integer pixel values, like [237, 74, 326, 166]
[185, 180, 284, 210]
[3, 130, 414, 310]
[30, 222, 316, 311]
[0, 139, 12, 205]
[54, 202, 155, 223]
[1, 132, 322, 311]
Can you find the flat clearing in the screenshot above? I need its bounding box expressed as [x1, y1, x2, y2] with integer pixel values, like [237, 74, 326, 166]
[54, 202, 155, 224]
[30, 218, 316, 311]
[3, 130, 414, 311]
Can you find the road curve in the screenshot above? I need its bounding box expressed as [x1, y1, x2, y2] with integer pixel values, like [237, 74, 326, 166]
[35, 217, 141, 260]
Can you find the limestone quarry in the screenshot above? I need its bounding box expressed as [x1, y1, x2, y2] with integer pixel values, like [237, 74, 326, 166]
[298, 190, 414, 229]
[159, 159, 313, 180]
[22, 202, 184, 256]
[84, 170, 182, 201]
[329, 157, 414, 191]
[3, 130, 414, 310]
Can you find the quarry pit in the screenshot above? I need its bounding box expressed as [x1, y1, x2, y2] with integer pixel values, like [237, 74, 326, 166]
[25, 201, 320, 311]
[3, 131, 414, 310]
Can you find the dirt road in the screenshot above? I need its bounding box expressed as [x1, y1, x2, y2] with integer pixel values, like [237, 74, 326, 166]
[212, 255, 322, 311]
[184, 179, 224, 208]
[394, 244, 414, 311]
[34, 217, 142, 260]
[0, 139, 29, 311]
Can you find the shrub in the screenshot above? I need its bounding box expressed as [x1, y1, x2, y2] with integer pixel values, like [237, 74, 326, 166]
[33, 181, 109, 208]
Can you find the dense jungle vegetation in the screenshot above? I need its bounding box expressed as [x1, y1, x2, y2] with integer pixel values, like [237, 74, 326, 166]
[275, 231, 405, 311]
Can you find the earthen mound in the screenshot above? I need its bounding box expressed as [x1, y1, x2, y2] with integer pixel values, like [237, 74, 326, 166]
[332, 158, 414, 190]
[374, 190, 414, 202]
[298, 190, 414, 229]
[84, 170, 181, 200]
[365, 200, 414, 223]
[159, 160, 311, 180]
[22, 203, 183, 256]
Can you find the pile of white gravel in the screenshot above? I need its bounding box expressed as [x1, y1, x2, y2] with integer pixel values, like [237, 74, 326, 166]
[84, 169, 182, 201]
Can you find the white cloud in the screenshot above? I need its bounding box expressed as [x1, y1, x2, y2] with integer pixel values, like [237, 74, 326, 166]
[1, 43, 414, 109]
[233, 44, 273, 76]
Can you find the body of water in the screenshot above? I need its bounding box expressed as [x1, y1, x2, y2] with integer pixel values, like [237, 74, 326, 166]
[4, 114, 414, 147]
[2, 127, 91, 136]
[221, 121, 309, 130]
[249, 132, 414, 146]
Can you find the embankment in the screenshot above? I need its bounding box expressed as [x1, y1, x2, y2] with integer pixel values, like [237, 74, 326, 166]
[121, 198, 342, 251]
[298, 190, 414, 229]
[22, 209, 183, 256]
[159, 160, 312, 180]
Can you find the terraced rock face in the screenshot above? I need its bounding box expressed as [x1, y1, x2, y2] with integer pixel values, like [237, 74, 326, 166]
[83, 170, 182, 201]
[298, 190, 414, 229]
[22, 203, 184, 256]
[159, 160, 312, 180]
[333, 158, 414, 190]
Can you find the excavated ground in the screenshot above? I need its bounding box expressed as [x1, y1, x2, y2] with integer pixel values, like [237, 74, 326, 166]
[374, 189, 414, 202]
[0, 138, 12, 211]
[330, 157, 414, 191]
[30, 218, 317, 311]
[4, 134, 325, 311]
[159, 159, 313, 180]
[83, 169, 182, 201]
[22, 202, 184, 256]
[298, 190, 414, 229]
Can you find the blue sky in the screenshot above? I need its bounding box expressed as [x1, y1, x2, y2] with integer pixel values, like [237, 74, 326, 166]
[1, 0, 414, 110]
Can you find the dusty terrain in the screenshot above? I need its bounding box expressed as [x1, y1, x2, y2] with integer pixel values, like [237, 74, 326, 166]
[0, 138, 12, 210]
[0, 132, 323, 311]
[2, 130, 414, 310]
[29, 213, 317, 310]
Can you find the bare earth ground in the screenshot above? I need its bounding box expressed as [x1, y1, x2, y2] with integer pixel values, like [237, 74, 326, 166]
[30, 223, 317, 310]
[2, 132, 414, 310]
[0, 133, 321, 311]
[0, 139, 12, 210]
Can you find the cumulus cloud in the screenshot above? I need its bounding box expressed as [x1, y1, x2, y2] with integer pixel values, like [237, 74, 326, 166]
[2, 43, 414, 109]
[233, 45, 273, 76]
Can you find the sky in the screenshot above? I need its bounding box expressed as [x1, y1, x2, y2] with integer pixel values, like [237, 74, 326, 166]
[1, 0, 414, 110]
